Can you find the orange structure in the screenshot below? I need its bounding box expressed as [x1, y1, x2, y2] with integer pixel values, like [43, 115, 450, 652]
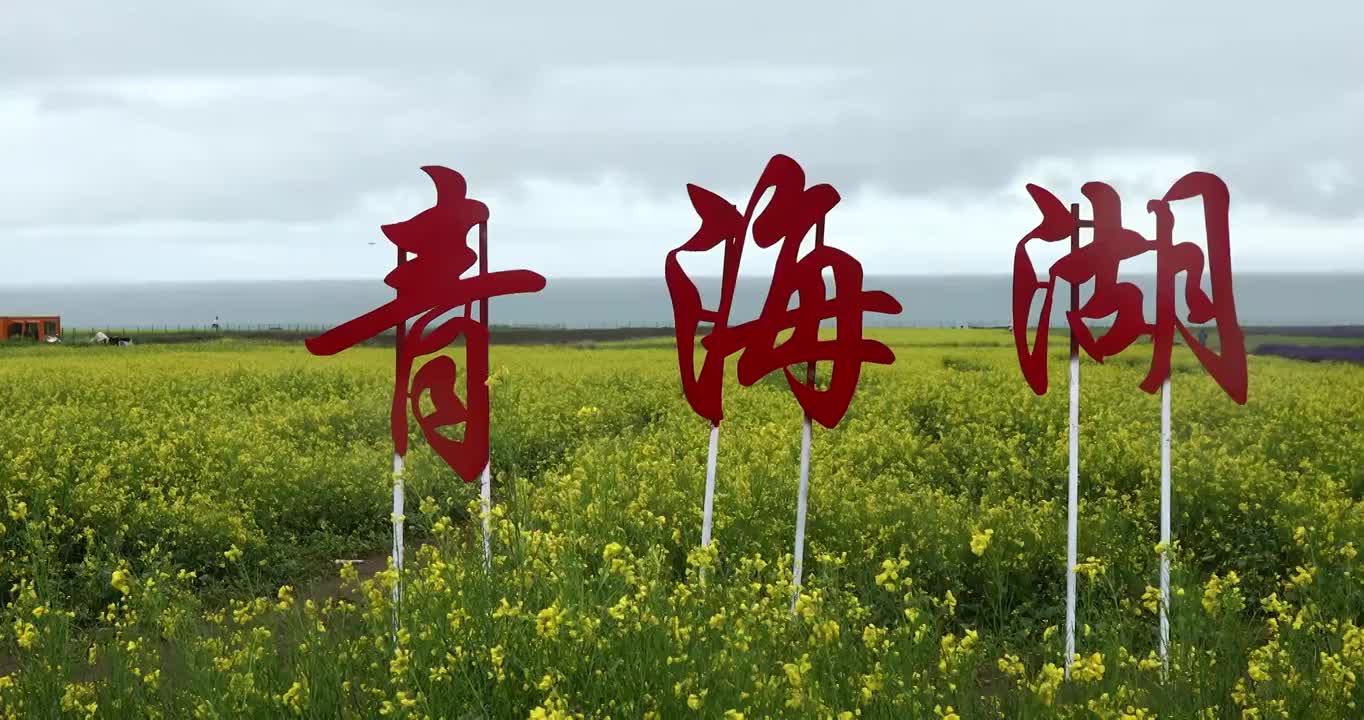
[0, 315, 61, 341]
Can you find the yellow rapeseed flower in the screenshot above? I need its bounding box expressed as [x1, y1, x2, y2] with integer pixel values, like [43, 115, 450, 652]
[276, 585, 295, 611]
[998, 654, 1025, 677]
[14, 621, 37, 650]
[282, 679, 307, 715]
[1141, 585, 1161, 615]
[1071, 652, 1106, 683]
[1073, 556, 1106, 581]
[1031, 663, 1065, 705]
[490, 645, 506, 682]
[863, 624, 886, 650]
[536, 603, 564, 639]
[970, 528, 994, 557]
[811, 619, 840, 645]
[110, 568, 132, 596]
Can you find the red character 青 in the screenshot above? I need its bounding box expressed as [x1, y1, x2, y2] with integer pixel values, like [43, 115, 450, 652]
[666, 154, 902, 428]
[1011, 172, 1247, 404]
[307, 166, 546, 481]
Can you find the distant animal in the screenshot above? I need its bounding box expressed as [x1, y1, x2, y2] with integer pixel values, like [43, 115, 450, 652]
[91, 331, 131, 345]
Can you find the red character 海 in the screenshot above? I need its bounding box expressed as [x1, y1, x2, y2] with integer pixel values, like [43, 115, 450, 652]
[1011, 172, 1247, 404]
[666, 154, 902, 428]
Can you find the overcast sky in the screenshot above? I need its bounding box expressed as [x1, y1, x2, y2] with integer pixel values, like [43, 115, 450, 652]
[3, 2, 1361, 284]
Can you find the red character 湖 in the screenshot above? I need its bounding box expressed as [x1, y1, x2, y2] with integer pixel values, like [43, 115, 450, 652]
[1011, 172, 1247, 404]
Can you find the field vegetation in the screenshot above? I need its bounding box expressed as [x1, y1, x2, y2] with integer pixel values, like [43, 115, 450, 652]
[1, 331, 1361, 718]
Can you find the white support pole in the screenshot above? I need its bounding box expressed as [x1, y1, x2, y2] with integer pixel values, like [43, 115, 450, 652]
[1064, 204, 1084, 677]
[477, 222, 493, 574]
[701, 423, 720, 548]
[1065, 349, 1079, 677]
[1159, 376, 1172, 673]
[392, 248, 407, 636]
[480, 462, 493, 572]
[392, 452, 405, 632]
[790, 414, 812, 613]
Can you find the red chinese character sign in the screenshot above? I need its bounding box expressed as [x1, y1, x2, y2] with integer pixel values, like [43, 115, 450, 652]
[666, 154, 901, 603]
[307, 166, 545, 610]
[1009, 171, 1247, 676]
[1012, 172, 1247, 403]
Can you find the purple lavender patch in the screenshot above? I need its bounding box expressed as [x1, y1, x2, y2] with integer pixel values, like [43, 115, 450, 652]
[1255, 344, 1364, 364]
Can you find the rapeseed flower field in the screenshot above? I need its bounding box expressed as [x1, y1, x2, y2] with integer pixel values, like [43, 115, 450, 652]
[1, 330, 1361, 718]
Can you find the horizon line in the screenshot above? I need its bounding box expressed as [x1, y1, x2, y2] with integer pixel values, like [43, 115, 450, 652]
[6, 269, 1364, 290]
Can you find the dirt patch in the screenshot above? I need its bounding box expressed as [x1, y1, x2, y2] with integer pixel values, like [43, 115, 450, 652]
[299, 539, 430, 604]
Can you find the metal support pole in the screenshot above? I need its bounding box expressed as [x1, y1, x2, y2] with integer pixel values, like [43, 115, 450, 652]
[1065, 204, 1081, 677]
[478, 222, 493, 572]
[392, 247, 408, 635]
[791, 220, 824, 612]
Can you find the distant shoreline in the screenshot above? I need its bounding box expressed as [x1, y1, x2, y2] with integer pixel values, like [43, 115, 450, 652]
[6, 275, 1362, 329]
[40, 323, 1364, 347]
[5, 270, 1363, 291]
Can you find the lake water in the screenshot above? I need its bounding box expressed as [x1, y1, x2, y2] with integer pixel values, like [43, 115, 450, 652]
[2, 274, 1360, 330]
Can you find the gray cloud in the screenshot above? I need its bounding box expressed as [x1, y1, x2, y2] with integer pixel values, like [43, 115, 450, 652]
[1, 1, 1361, 277]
